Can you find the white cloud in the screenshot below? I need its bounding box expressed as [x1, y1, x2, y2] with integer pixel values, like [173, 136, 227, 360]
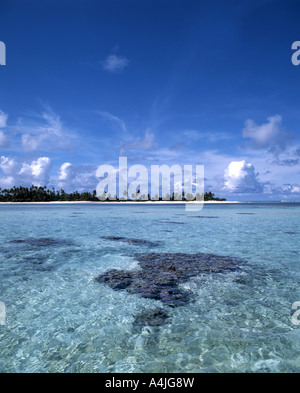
[59, 162, 72, 182]
[0, 156, 18, 176]
[102, 54, 129, 73]
[58, 162, 97, 192]
[224, 160, 263, 193]
[264, 183, 300, 200]
[242, 115, 282, 148]
[281, 184, 300, 194]
[19, 157, 52, 186]
[58, 162, 74, 189]
[0, 156, 51, 188]
[0, 157, 97, 192]
[21, 133, 47, 152]
[291, 186, 300, 193]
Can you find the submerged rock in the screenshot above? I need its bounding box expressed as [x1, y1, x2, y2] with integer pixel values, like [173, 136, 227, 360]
[97, 269, 134, 290]
[157, 221, 185, 225]
[10, 238, 75, 249]
[9, 237, 74, 249]
[35, 265, 53, 272]
[189, 216, 219, 219]
[96, 252, 240, 307]
[100, 236, 160, 247]
[10, 238, 57, 246]
[133, 308, 170, 329]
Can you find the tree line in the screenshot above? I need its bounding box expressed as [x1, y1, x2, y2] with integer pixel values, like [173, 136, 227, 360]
[0, 186, 226, 202]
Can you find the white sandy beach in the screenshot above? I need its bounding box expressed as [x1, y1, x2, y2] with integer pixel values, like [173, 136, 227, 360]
[0, 200, 242, 204]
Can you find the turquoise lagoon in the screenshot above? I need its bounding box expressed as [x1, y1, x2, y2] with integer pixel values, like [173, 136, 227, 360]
[0, 202, 300, 372]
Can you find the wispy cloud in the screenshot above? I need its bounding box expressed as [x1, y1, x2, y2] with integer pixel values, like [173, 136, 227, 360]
[183, 130, 232, 143]
[0, 110, 9, 147]
[95, 110, 158, 155]
[0, 131, 9, 148]
[96, 111, 127, 134]
[121, 130, 156, 154]
[120, 129, 157, 154]
[16, 106, 76, 152]
[102, 54, 129, 73]
[0, 110, 8, 128]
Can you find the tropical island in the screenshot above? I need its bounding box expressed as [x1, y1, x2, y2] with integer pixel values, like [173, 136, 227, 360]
[0, 186, 227, 202]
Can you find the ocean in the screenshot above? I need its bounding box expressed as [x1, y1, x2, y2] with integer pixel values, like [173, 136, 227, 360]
[0, 202, 300, 372]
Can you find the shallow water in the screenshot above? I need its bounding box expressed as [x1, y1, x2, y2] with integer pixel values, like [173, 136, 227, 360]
[0, 202, 300, 372]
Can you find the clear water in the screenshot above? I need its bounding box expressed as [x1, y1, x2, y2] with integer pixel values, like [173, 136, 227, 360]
[0, 202, 300, 373]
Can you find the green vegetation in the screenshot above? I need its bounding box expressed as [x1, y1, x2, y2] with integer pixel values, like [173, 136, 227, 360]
[202, 191, 227, 201]
[0, 186, 226, 202]
[0, 186, 98, 202]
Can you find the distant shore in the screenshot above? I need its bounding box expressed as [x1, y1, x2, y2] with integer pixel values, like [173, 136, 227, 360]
[0, 200, 242, 204]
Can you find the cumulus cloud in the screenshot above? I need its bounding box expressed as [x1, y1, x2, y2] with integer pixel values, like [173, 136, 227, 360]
[0, 156, 51, 188]
[281, 184, 300, 195]
[102, 54, 129, 73]
[58, 162, 97, 192]
[59, 162, 72, 183]
[263, 183, 300, 200]
[224, 160, 263, 193]
[242, 115, 282, 149]
[0, 156, 18, 176]
[19, 157, 51, 186]
[0, 157, 97, 192]
[291, 186, 300, 193]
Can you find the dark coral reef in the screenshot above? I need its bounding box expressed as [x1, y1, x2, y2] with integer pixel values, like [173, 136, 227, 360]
[96, 252, 240, 307]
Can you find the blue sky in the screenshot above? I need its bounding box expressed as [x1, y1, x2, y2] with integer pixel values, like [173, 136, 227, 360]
[1, 0, 300, 200]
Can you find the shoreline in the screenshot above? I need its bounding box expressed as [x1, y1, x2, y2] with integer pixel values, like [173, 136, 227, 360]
[0, 200, 242, 204]
[0, 200, 253, 204]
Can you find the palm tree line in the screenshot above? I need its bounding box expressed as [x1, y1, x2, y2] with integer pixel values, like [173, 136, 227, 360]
[0, 186, 226, 202]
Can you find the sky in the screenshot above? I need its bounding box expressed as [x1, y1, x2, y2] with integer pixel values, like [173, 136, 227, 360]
[1, 0, 300, 201]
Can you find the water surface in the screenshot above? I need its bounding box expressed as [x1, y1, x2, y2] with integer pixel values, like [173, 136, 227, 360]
[0, 203, 300, 372]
